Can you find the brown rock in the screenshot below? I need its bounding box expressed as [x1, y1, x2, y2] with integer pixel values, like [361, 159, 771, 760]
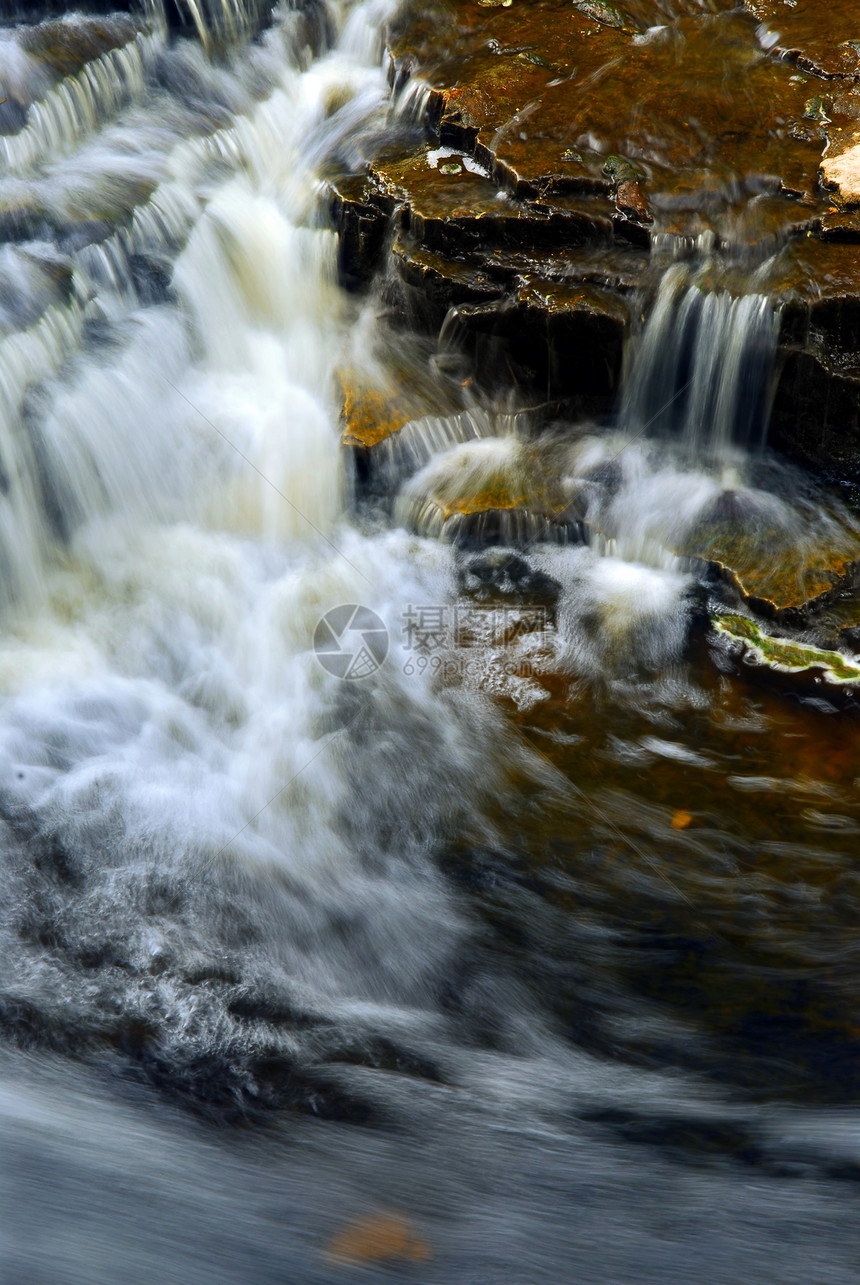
[615, 179, 653, 225]
[448, 280, 629, 407]
[820, 207, 860, 240]
[326, 176, 391, 290]
[744, 0, 860, 80]
[20, 16, 139, 79]
[324, 1211, 432, 1267]
[821, 140, 860, 207]
[325, 0, 860, 485]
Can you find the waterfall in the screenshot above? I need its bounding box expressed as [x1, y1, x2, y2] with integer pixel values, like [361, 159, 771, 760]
[620, 263, 781, 457]
[2, 9, 860, 1285]
[0, 37, 155, 174]
[171, 0, 299, 49]
[0, 1, 398, 614]
[386, 252, 857, 608]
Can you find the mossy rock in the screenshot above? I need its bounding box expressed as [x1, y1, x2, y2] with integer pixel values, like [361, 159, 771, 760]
[713, 611, 860, 684]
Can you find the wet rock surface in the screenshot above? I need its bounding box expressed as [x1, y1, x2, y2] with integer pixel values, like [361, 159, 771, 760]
[6, 13, 860, 1282]
[17, 15, 141, 78]
[744, 0, 860, 81]
[328, 0, 860, 482]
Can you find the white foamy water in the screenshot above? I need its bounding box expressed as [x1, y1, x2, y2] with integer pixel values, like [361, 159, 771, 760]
[0, 0, 491, 1077]
[1, 35, 155, 174]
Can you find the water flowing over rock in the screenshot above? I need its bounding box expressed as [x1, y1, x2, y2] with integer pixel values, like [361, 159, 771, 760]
[325, 0, 860, 480]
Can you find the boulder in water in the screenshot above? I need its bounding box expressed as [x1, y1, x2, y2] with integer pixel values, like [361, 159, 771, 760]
[395, 437, 584, 547]
[676, 488, 860, 618]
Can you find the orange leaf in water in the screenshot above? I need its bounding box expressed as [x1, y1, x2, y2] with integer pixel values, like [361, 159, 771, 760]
[324, 1211, 432, 1268]
[671, 810, 693, 830]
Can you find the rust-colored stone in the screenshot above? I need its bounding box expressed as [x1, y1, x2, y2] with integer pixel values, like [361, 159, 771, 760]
[325, 0, 860, 481]
[324, 1211, 432, 1267]
[615, 179, 653, 225]
[681, 523, 860, 616]
[821, 138, 860, 206]
[338, 360, 463, 451]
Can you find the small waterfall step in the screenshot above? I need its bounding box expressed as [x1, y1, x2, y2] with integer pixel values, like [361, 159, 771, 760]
[620, 264, 781, 458]
[341, 262, 860, 626]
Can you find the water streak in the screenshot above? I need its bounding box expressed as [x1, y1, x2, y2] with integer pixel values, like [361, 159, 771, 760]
[1, 36, 157, 174]
[621, 262, 781, 456]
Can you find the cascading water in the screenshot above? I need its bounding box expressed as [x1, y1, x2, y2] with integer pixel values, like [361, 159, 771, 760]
[620, 262, 781, 457]
[171, 0, 281, 49]
[0, 0, 511, 1180]
[0, 33, 153, 173]
[396, 254, 860, 614]
[2, 4, 860, 1284]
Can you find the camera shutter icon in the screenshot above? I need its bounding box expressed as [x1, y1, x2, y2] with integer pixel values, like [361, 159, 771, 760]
[314, 604, 389, 680]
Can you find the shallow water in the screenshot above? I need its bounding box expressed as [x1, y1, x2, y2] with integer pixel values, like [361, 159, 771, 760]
[1, 2, 860, 1281]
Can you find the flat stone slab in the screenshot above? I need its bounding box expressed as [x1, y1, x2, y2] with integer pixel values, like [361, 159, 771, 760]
[388, 0, 835, 213]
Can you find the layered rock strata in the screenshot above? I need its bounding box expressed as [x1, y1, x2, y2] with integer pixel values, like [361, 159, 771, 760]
[329, 0, 860, 476]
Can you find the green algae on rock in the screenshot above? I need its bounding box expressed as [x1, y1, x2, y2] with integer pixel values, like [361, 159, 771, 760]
[713, 611, 860, 684]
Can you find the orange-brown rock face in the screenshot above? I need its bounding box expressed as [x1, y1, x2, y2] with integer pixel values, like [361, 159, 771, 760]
[389, 0, 829, 207]
[329, 0, 860, 476]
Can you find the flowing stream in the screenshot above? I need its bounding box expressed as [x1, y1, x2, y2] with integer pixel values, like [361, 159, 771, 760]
[2, 4, 860, 1283]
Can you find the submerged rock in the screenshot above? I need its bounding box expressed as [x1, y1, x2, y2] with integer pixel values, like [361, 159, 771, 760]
[677, 495, 860, 618]
[744, 0, 860, 80]
[458, 550, 561, 604]
[325, 1213, 432, 1268]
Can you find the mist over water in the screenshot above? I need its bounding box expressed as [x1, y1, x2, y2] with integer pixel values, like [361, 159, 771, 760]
[1, 2, 860, 1282]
